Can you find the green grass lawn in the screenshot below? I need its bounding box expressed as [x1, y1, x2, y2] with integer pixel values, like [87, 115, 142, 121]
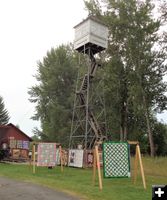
[0, 156, 167, 200]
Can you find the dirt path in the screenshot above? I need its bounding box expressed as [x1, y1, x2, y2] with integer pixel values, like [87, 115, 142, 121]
[0, 177, 80, 200]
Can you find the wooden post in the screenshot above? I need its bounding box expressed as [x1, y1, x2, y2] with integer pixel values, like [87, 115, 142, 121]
[134, 144, 138, 184]
[95, 145, 103, 190]
[29, 150, 32, 171]
[59, 145, 63, 172]
[137, 144, 146, 189]
[33, 143, 36, 174]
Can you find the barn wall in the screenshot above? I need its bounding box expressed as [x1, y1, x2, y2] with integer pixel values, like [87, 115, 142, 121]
[6, 127, 30, 141]
[0, 125, 32, 160]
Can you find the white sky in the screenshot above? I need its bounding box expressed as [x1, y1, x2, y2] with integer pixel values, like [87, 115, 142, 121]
[0, 0, 166, 138]
[0, 0, 87, 137]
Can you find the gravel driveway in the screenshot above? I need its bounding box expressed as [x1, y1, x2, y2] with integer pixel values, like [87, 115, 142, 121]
[0, 177, 80, 200]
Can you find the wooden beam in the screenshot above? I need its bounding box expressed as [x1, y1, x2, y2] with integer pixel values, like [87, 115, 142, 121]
[95, 141, 102, 145]
[137, 144, 146, 189]
[59, 146, 63, 172]
[127, 140, 139, 145]
[33, 143, 36, 174]
[134, 145, 139, 184]
[95, 145, 103, 190]
[32, 141, 61, 146]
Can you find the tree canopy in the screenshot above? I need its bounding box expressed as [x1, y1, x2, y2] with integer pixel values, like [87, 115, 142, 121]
[28, 45, 78, 145]
[0, 96, 10, 125]
[84, 0, 167, 156]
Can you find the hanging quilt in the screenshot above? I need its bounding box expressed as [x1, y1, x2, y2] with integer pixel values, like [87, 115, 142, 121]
[22, 141, 29, 149]
[56, 148, 60, 165]
[83, 150, 94, 167]
[103, 142, 130, 178]
[37, 143, 56, 167]
[20, 149, 28, 158]
[62, 150, 68, 166]
[68, 149, 84, 168]
[17, 140, 23, 149]
[9, 139, 17, 148]
[12, 149, 20, 158]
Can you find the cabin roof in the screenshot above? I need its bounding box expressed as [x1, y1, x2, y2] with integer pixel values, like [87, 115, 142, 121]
[0, 123, 32, 142]
[74, 15, 107, 29]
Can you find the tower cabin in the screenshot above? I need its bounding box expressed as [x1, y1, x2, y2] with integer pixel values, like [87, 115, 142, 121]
[74, 16, 108, 55]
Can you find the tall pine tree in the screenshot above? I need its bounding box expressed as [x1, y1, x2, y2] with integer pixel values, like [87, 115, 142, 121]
[0, 96, 10, 125]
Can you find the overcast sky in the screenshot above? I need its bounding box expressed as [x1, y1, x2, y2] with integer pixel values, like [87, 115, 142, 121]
[0, 0, 87, 137]
[0, 0, 166, 137]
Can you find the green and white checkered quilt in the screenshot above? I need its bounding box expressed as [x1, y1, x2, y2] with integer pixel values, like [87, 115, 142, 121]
[103, 142, 130, 178]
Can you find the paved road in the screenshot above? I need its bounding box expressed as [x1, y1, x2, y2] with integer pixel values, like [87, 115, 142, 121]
[0, 177, 80, 200]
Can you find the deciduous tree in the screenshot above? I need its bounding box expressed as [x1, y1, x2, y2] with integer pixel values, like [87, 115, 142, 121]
[28, 45, 78, 145]
[85, 0, 167, 156]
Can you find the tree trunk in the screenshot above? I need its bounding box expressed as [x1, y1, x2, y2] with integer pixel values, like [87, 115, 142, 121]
[120, 101, 128, 141]
[123, 102, 128, 141]
[120, 125, 123, 141]
[143, 95, 155, 157]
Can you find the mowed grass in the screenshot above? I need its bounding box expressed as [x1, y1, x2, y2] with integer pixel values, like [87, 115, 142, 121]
[0, 156, 167, 200]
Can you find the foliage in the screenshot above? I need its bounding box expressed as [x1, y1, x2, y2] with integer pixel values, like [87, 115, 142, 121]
[28, 45, 78, 145]
[0, 96, 10, 125]
[84, 0, 167, 156]
[152, 121, 167, 156]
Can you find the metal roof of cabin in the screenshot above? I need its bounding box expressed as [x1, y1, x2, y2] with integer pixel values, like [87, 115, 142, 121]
[73, 15, 107, 29]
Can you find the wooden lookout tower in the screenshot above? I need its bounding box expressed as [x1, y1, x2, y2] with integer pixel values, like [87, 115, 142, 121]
[69, 16, 108, 149]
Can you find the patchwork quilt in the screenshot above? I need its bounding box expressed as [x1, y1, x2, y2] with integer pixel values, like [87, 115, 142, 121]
[37, 143, 56, 167]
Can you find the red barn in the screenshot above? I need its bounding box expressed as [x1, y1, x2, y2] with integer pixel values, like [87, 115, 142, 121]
[0, 123, 32, 161]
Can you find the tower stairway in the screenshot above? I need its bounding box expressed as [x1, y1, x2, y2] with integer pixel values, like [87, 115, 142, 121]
[75, 57, 106, 146]
[70, 49, 107, 149]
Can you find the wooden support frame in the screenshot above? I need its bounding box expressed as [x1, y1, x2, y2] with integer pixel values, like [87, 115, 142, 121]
[92, 141, 146, 190]
[30, 142, 63, 174]
[92, 144, 103, 190]
[128, 140, 146, 189]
